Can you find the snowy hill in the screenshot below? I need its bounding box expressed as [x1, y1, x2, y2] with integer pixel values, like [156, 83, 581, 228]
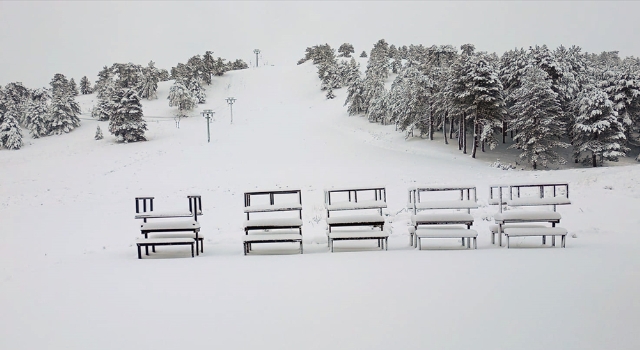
[1, 62, 640, 350]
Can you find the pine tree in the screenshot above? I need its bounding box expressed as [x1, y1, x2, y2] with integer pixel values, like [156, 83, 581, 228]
[69, 78, 79, 96]
[80, 76, 92, 94]
[509, 67, 570, 169]
[92, 79, 116, 121]
[94, 66, 113, 99]
[360, 51, 368, 58]
[48, 73, 81, 135]
[338, 43, 355, 58]
[24, 88, 50, 138]
[109, 88, 146, 142]
[344, 77, 367, 116]
[202, 51, 215, 85]
[168, 81, 197, 116]
[3, 82, 30, 125]
[466, 51, 505, 157]
[140, 61, 160, 100]
[0, 111, 22, 150]
[598, 66, 640, 146]
[95, 125, 104, 140]
[573, 85, 628, 166]
[326, 88, 335, 99]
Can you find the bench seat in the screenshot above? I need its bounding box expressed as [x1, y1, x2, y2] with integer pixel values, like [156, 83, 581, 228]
[243, 233, 302, 242]
[135, 210, 203, 220]
[412, 226, 478, 250]
[493, 210, 561, 223]
[414, 227, 478, 238]
[411, 212, 474, 226]
[243, 218, 303, 229]
[136, 238, 195, 259]
[327, 230, 388, 252]
[149, 233, 204, 253]
[503, 227, 568, 248]
[329, 230, 389, 239]
[326, 214, 385, 225]
[140, 220, 201, 231]
[488, 223, 546, 245]
[242, 233, 303, 255]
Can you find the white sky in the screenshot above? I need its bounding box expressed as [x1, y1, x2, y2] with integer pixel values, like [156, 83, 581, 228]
[1, 1, 639, 88]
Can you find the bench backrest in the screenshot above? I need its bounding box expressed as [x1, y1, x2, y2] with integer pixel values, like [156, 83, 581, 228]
[324, 187, 387, 216]
[408, 186, 477, 214]
[135, 195, 202, 221]
[489, 183, 570, 213]
[244, 189, 302, 220]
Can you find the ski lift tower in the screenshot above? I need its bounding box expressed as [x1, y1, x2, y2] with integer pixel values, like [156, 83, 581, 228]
[253, 49, 261, 67]
[226, 97, 236, 124]
[201, 109, 214, 142]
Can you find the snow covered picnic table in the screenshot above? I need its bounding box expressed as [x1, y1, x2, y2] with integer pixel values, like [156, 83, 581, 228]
[490, 183, 570, 248]
[324, 186, 388, 252]
[408, 185, 478, 249]
[243, 189, 303, 255]
[134, 195, 204, 258]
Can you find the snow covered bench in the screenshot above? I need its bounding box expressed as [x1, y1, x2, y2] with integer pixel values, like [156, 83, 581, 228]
[324, 186, 388, 252]
[490, 183, 570, 247]
[503, 227, 567, 248]
[243, 189, 303, 255]
[134, 195, 203, 222]
[136, 238, 195, 259]
[139, 220, 202, 257]
[408, 226, 478, 250]
[328, 230, 389, 252]
[408, 185, 478, 248]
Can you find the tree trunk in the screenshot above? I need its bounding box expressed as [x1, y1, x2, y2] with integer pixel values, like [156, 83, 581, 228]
[450, 116, 455, 140]
[463, 115, 467, 154]
[533, 160, 537, 170]
[443, 112, 448, 145]
[458, 116, 463, 151]
[502, 120, 506, 143]
[592, 133, 599, 167]
[429, 102, 434, 140]
[482, 139, 485, 152]
[471, 117, 477, 158]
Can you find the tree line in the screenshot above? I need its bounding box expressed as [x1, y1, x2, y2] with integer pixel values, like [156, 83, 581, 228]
[303, 40, 640, 168]
[0, 52, 249, 149]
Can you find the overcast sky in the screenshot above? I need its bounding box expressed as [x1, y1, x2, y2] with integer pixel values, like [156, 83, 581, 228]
[1, 1, 639, 88]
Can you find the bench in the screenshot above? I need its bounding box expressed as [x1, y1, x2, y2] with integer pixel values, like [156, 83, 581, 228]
[140, 220, 202, 256]
[134, 195, 204, 258]
[503, 227, 568, 248]
[136, 238, 195, 259]
[324, 186, 388, 252]
[408, 226, 478, 250]
[408, 185, 478, 248]
[490, 183, 570, 247]
[243, 189, 303, 255]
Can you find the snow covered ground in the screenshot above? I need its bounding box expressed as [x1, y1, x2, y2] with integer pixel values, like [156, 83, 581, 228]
[2, 62, 640, 350]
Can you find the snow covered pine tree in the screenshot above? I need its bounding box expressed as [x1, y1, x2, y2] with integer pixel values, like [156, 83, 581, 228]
[109, 88, 147, 142]
[509, 67, 569, 169]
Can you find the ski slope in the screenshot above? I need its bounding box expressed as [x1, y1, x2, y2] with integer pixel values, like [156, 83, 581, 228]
[1, 62, 640, 350]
